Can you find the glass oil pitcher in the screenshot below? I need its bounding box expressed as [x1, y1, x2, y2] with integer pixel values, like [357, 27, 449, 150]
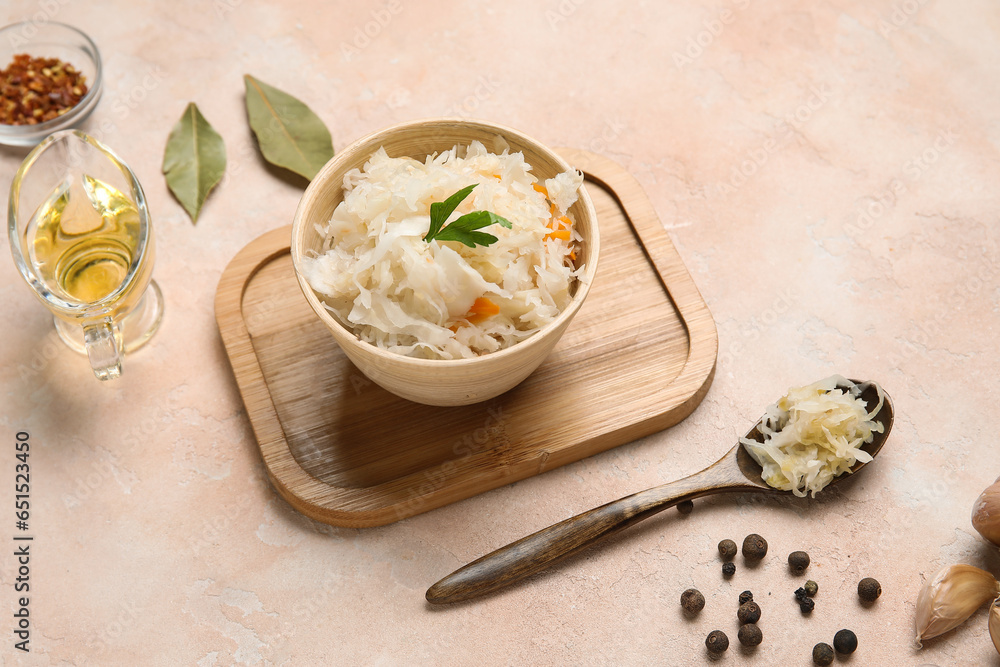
[8, 130, 163, 380]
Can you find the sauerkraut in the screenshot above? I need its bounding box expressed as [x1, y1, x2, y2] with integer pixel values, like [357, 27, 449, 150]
[741, 375, 885, 497]
[300, 140, 586, 359]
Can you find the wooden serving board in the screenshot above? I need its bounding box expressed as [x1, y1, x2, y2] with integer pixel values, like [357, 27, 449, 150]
[215, 149, 718, 528]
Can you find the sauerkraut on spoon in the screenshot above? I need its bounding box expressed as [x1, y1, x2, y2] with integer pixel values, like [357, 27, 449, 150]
[740, 375, 886, 497]
[299, 140, 587, 360]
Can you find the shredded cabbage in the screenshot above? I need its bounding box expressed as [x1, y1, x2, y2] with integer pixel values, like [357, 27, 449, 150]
[300, 141, 585, 359]
[740, 375, 885, 497]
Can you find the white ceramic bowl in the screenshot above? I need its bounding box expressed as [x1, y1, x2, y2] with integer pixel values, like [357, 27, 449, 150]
[291, 118, 600, 406]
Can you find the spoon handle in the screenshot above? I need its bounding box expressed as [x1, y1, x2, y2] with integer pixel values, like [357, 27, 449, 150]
[426, 459, 763, 604]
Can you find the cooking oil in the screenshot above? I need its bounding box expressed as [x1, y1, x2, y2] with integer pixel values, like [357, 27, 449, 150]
[26, 174, 141, 305]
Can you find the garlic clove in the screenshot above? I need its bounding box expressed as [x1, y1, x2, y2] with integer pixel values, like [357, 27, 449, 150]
[972, 475, 1000, 548]
[914, 564, 1000, 647]
[991, 596, 1000, 656]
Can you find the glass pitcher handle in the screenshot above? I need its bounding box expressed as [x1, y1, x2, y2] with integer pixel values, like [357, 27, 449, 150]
[83, 318, 122, 381]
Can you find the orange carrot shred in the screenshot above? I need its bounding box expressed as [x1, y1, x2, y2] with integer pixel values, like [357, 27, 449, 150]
[465, 297, 500, 324]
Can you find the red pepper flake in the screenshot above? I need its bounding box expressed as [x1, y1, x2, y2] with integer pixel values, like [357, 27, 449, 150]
[0, 54, 88, 125]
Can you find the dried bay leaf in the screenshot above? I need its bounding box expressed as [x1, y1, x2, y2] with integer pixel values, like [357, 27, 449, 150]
[162, 102, 226, 223]
[243, 74, 334, 181]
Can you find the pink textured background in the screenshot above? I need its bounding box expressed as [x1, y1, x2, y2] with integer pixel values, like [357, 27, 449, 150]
[2, 0, 999, 664]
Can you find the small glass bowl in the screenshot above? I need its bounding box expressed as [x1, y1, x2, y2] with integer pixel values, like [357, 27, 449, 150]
[0, 21, 103, 147]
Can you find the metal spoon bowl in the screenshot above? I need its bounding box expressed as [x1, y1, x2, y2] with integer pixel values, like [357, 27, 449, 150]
[426, 379, 893, 604]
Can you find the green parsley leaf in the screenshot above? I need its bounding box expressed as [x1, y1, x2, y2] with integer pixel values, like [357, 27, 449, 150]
[423, 185, 513, 248]
[432, 211, 513, 247]
[425, 184, 477, 241]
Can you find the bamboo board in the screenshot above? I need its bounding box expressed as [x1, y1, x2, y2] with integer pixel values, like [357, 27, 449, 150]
[215, 149, 718, 528]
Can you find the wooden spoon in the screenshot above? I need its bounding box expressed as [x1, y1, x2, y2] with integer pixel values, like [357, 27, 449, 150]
[426, 380, 893, 604]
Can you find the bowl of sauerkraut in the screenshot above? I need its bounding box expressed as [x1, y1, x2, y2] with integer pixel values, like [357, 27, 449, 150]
[291, 118, 599, 406]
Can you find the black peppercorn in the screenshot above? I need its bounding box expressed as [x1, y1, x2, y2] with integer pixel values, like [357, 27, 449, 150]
[681, 588, 705, 615]
[705, 629, 729, 654]
[718, 539, 737, 560]
[787, 550, 810, 574]
[794, 587, 815, 613]
[812, 642, 835, 666]
[677, 499, 694, 515]
[737, 600, 761, 624]
[722, 562, 736, 577]
[737, 623, 762, 647]
[742, 534, 768, 561]
[833, 629, 858, 654]
[804, 580, 819, 597]
[738, 590, 754, 606]
[858, 577, 881, 603]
